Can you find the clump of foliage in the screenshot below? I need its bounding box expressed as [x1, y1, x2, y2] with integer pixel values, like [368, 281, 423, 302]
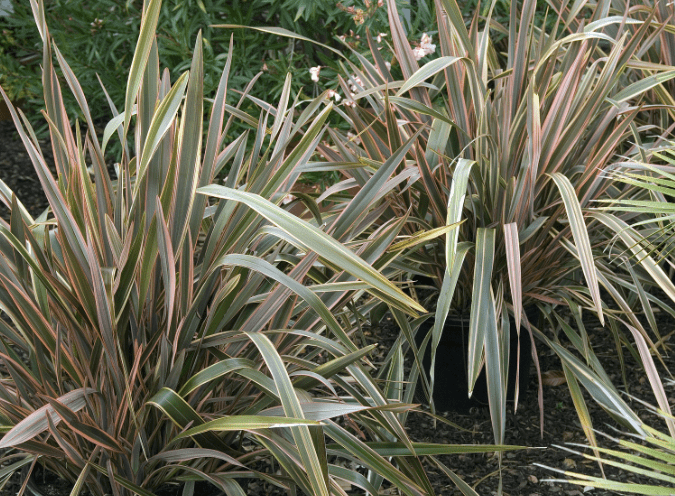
[317, 0, 675, 454]
[0, 0, 522, 494]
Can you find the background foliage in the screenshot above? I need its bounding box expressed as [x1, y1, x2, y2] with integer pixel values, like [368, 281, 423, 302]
[0, 0, 438, 137]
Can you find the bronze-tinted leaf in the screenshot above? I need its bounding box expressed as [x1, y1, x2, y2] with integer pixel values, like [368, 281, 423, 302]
[541, 370, 567, 387]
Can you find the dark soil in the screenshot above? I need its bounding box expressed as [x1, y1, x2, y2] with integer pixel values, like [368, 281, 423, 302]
[1, 119, 674, 495]
[0, 121, 53, 220]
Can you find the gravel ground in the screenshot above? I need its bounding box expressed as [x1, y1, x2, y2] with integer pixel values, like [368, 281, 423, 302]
[1, 119, 674, 495]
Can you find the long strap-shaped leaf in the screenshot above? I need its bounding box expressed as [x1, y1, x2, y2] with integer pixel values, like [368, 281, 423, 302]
[504, 223, 522, 330]
[323, 421, 425, 496]
[211, 254, 354, 352]
[332, 129, 424, 241]
[624, 324, 675, 438]
[590, 211, 675, 304]
[133, 72, 189, 200]
[189, 35, 234, 238]
[431, 242, 471, 400]
[197, 186, 425, 316]
[123, 0, 161, 137]
[396, 56, 464, 97]
[178, 358, 255, 397]
[172, 31, 204, 249]
[446, 159, 475, 267]
[259, 402, 378, 421]
[468, 228, 504, 447]
[175, 416, 320, 437]
[549, 173, 604, 325]
[467, 228, 495, 396]
[545, 340, 644, 434]
[0, 88, 92, 285]
[246, 332, 329, 496]
[0, 388, 95, 449]
[147, 387, 233, 452]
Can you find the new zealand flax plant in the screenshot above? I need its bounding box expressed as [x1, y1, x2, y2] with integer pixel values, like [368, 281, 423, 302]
[314, 0, 675, 452]
[0, 1, 521, 495]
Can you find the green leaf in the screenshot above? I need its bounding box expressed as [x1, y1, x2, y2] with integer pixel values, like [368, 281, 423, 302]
[396, 56, 464, 96]
[212, 254, 354, 351]
[332, 128, 424, 240]
[134, 71, 189, 195]
[173, 31, 204, 247]
[446, 159, 476, 266]
[504, 223, 522, 330]
[610, 69, 675, 104]
[550, 173, 604, 325]
[211, 25, 344, 58]
[468, 228, 503, 446]
[327, 441, 526, 456]
[389, 224, 459, 252]
[388, 97, 457, 126]
[178, 358, 254, 397]
[198, 186, 425, 316]
[147, 388, 230, 452]
[260, 402, 373, 421]
[124, 0, 162, 136]
[246, 331, 329, 496]
[0, 388, 96, 449]
[590, 212, 675, 305]
[175, 415, 320, 438]
[546, 340, 643, 433]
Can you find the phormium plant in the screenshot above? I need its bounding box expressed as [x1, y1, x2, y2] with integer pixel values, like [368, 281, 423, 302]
[0, 1, 522, 495]
[317, 0, 675, 454]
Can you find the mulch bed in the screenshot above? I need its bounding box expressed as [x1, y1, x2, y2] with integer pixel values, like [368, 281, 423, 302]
[1, 119, 674, 495]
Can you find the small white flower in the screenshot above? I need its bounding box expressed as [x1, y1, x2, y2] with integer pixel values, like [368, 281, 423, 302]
[281, 194, 295, 205]
[344, 99, 356, 108]
[413, 46, 427, 60]
[349, 75, 363, 93]
[376, 32, 387, 43]
[419, 32, 436, 56]
[385, 61, 391, 71]
[327, 89, 341, 102]
[309, 66, 321, 82]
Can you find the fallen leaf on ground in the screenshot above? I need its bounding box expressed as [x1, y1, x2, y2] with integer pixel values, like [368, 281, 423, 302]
[542, 370, 566, 386]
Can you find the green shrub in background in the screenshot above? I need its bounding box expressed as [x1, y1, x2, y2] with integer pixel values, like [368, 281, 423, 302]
[0, 0, 437, 139]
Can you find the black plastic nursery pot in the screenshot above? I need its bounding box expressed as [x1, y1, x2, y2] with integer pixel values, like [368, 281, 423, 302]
[414, 309, 536, 413]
